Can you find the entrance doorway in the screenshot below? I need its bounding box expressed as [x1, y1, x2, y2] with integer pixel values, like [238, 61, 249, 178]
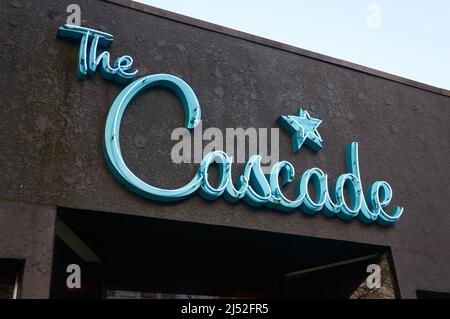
[50, 208, 399, 299]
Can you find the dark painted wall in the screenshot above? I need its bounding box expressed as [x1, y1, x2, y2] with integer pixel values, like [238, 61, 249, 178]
[0, 0, 449, 297]
[0, 200, 56, 298]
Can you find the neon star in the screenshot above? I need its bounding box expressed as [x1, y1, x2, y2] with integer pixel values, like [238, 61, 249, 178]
[278, 108, 323, 152]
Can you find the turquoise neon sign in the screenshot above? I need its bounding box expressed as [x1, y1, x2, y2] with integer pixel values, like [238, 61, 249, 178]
[58, 24, 403, 226]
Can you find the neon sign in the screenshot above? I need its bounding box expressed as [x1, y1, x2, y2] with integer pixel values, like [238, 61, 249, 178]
[58, 25, 138, 83]
[58, 24, 403, 226]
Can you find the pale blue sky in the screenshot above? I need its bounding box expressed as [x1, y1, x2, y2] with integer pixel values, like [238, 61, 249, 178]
[135, 0, 450, 90]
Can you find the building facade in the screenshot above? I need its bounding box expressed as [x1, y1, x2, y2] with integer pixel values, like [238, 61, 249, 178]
[0, 0, 449, 299]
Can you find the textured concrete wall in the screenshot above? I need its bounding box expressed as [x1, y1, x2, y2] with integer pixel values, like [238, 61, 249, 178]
[0, 0, 449, 297]
[0, 200, 56, 298]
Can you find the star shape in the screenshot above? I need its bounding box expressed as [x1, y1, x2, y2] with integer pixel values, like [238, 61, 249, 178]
[278, 108, 323, 152]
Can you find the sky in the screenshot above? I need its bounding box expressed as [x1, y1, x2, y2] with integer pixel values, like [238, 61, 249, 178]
[134, 0, 450, 90]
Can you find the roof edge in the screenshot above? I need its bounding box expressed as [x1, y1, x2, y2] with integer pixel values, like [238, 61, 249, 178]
[103, 0, 450, 97]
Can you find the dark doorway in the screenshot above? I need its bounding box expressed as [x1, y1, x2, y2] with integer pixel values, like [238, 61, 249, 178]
[50, 208, 399, 299]
[417, 290, 450, 299]
[0, 258, 23, 299]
